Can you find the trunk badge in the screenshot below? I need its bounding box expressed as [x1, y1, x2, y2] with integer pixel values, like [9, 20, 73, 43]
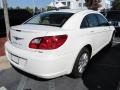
[13, 36, 24, 40]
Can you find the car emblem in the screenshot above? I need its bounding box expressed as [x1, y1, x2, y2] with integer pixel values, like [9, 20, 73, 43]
[13, 36, 24, 40]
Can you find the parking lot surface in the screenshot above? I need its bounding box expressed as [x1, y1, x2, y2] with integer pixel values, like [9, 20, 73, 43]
[0, 68, 88, 90]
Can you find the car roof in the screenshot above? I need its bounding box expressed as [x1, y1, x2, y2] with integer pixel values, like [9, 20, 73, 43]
[46, 9, 98, 14]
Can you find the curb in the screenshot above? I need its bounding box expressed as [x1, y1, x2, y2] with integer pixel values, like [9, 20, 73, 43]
[0, 56, 11, 71]
[0, 56, 7, 62]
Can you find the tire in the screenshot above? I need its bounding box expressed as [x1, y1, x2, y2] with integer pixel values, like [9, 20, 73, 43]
[71, 47, 90, 78]
[107, 32, 115, 48]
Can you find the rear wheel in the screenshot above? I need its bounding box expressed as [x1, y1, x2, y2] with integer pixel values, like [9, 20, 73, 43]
[71, 47, 90, 78]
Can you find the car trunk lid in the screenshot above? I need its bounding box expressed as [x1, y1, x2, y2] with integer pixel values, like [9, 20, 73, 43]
[10, 24, 61, 50]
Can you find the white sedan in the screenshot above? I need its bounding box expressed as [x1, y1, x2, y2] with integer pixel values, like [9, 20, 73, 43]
[5, 9, 115, 79]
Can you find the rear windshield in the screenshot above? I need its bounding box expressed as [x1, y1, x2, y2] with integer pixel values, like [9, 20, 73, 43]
[24, 12, 73, 27]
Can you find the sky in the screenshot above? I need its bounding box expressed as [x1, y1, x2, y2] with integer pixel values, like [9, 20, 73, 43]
[0, 0, 51, 8]
[0, 0, 112, 8]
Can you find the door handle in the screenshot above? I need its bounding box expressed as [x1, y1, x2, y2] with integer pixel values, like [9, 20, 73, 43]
[91, 31, 94, 32]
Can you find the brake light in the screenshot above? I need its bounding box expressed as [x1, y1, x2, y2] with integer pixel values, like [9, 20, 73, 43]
[29, 35, 67, 50]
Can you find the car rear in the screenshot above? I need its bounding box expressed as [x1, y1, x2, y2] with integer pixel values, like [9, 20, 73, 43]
[5, 11, 76, 79]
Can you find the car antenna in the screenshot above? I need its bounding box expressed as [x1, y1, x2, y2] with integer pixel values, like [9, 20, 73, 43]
[53, 0, 59, 11]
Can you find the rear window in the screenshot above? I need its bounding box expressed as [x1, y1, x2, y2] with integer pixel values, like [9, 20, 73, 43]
[25, 12, 73, 27]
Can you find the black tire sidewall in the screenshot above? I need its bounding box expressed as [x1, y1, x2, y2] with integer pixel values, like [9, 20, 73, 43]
[107, 32, 115, 48]
[71, 47, 90, 78]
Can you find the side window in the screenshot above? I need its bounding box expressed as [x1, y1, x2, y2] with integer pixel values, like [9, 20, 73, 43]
[96, 14, 109, 26]
[86, 14, 99, 27]
[80, 17, 89, 28]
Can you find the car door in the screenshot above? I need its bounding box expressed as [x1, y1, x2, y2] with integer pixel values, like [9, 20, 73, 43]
[96, 14, 112, 44]
[80, 14, 100, 55]
[85, 14, 108, 54]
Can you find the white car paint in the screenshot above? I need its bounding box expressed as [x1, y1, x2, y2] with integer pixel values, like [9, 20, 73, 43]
[5, 9, 115, 79]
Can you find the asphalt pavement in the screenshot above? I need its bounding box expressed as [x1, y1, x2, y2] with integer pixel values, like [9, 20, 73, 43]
[82, 41, 120, 90]
[0, 68, 88, 90]
[0, 38, 120, 90]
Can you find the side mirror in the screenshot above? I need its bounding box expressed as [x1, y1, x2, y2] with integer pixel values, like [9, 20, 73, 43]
[108, 21, 112, 26]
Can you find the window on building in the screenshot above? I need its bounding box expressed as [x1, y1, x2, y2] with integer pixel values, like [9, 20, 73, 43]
[62, 2, 66, 5]
[56, 2, 58, 4]
[67, 1, 71, 7]
[83, 3, 86, 6]
[79, 3, 82, 7]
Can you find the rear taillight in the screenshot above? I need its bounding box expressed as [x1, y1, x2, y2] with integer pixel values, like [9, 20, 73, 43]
[29, 35, 67, 50]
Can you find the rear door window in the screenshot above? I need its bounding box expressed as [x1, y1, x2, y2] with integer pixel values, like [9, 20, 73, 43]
[96, 14, 109, 26]
[80, 17, 89, 28]
[86, 14, 99, 27]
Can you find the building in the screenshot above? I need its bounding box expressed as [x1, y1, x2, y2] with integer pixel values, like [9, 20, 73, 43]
[100, 0, 113, 10]
[49, 0, 87, 9]
[49, 0, 113, 10]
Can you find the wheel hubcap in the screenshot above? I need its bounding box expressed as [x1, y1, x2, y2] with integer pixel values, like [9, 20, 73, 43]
[78, 53, 89, 73]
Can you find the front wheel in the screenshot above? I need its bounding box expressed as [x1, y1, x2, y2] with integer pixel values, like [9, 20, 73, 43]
[71, 47, 90, 78]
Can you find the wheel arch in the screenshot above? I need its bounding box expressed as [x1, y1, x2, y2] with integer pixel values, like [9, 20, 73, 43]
[69, 44, 92, 74]
[84, 44, 92, 58]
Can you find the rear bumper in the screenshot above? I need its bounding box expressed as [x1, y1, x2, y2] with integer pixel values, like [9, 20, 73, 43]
[5, 42, 77, 79]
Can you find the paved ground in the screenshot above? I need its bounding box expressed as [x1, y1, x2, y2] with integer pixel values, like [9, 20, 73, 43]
[0, 56, 11, 70]
[0, 38, 120, 90]
[0, 68, 88, 90]
[82, 42, 120, 90]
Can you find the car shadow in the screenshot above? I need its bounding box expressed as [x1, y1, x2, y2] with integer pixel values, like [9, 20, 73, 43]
[82, 44, 120, 90]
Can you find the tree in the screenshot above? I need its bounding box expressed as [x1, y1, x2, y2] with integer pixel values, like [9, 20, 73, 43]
[25, 6, 33, 14]
[9, 7, 14, 10]
[16, 6, 20, 9]
[41, 8, 46, 12]
[112, 0, 120, 10]
[35, 7, 39, 14]
[85, 0, 102, 11]
[85, 0, 92, 9]
[47, 6, 54, 11]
